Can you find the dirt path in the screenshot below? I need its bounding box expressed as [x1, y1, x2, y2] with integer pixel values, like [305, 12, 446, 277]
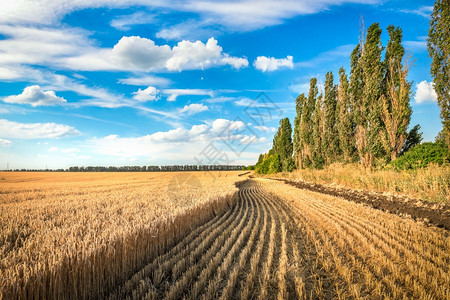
[109, 179, 450, 299]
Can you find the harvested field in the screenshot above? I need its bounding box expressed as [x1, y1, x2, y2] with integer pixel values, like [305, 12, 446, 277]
[111, 179, 449, 299]
[1, 174, 449, 299]
[0, 171, 243, 299]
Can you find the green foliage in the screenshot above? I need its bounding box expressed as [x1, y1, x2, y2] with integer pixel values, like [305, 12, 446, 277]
[390, 142, 449, 170]
[293, 93, 307, 166]
[255, 154, 282, 174]
[312, 93, 324, 169]
[323, 71, 339, 163]
[400, 124, 423, 156]
[336, 67, 355, 162]
[428, 0, 450, 149]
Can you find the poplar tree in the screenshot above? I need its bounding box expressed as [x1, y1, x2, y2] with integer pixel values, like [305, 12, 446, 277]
[312, 93, 325, 168]
[273, 117, 294, 171]
[323, 71, 339, 163]
[293, 93, 307, 167]
[300, 78, 318, 167]
[349, 44, 366, 165]
[359, 23, 383, 167]
[428, 0, 450, 149]
[336, 67, 354, 162]
[380, 25, 412, 161]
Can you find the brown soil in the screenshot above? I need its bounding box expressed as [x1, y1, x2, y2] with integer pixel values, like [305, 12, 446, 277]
[273, 178, 450, 231]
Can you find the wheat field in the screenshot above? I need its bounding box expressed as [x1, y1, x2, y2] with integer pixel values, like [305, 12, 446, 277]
[1, 172, 449, 299]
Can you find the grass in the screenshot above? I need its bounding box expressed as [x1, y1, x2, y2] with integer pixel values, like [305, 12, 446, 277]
[268, 163, 450, 203]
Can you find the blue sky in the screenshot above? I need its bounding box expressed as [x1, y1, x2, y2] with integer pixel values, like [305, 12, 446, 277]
[0, 0, 441, 169]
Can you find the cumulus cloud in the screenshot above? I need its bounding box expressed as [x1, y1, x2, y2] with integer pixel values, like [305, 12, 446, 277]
[0, 119, 80, 139]
[62, 36, 248, 72]
[132, 86, 159, 102]
[415, 80, 438, 104]
[254, 55, 294, 72]
[3, 85, 67, 106]
[179, 103, 209, 115]
[89, 118, 263, 158]
[0, 138, 12, 146]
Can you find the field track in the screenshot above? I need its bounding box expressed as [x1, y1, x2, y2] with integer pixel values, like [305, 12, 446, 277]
[109, 179, 450, 300]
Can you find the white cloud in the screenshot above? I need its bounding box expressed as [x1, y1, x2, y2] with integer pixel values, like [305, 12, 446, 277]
[254, 55, 294, 72]
[404, 37, 427, 52]
[221, 55, 249, 69]
[110, 12, 155, 31]
[0, 0, 379, 30]
[118, 75, 171, 87]
[0, 138, 12, 146]
[179, 103, 209, 115]
[62, 148, 80, 153]
[3, 85, 67, 106]
[254, 125, 276, 133]
[399, 6, 433, 18]
[162, 89, 214, 101]
[49, 147, 59, 152]
[0, 119, 80, 139]
[63, 36, 248, 72]
[89, 118, 262, 159]
[415, 80, 438, 104]
[132, 86, 159, 102]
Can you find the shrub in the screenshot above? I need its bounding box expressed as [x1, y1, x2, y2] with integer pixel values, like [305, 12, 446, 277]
[390, 142, 449, 170]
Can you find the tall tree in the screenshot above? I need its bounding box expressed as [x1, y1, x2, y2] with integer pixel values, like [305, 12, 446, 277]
[380, 26, 412, 161]
[349, 43, 366, 165]
[428, 0, 450, 150]
[358, 23, 383, 167]
[293, 93, 307, 167]
[323, 71, 339, 164]
[312, 93, 325, 168]
[300, 78, 318, 167]
[336, 67, 354, 162]
[272, 117, 293, 171]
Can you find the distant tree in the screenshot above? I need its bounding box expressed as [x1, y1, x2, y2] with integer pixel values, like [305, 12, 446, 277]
[336, 67, 355, 162]
[428, 0, 450, 150]
[300, 78, 318, 167]
[400, 124, 423, 156]
[293, 93, 307, 167]
[323, 71, 339, 163]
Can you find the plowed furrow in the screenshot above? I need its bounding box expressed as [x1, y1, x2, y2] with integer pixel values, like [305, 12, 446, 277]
[110, 179, 449, 300]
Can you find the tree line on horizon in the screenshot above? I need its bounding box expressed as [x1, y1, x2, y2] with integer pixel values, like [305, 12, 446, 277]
[254, 0, 449, 174]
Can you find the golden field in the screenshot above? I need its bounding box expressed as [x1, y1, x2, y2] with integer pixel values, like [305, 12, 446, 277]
[0, 171, 243, 299]
[1, 172, 449, 299]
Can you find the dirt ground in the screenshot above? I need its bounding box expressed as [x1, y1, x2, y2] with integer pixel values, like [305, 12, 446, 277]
[274, 178, 450, 231]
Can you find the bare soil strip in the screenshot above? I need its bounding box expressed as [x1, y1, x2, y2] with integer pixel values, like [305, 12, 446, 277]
[274, 178, 450, 230]
[109, 179, 450, 299]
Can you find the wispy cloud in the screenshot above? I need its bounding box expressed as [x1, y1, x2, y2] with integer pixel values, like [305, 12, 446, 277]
[110, 12, 155, 31]
[399, 6, 433, 18]
[162, 89, 214, 101]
